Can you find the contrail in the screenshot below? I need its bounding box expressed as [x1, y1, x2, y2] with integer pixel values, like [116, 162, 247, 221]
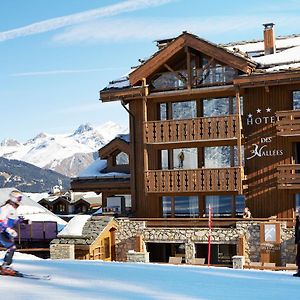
[0, 0, 175, 42]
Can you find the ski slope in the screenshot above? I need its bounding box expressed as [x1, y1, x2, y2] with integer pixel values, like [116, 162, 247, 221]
[0, 253, 299, 300]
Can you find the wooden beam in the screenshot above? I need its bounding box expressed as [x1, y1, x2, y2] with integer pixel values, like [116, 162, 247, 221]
[193, 57, 214, 85]
[147, 85, 236, 101]
[163, 63, 187, 83]
[186, 46, 192, 89]
[185, 35, 255, 74]
[130, 35, 186, 85]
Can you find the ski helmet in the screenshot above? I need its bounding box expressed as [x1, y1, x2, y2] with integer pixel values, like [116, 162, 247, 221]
[9, 190, 23, 204]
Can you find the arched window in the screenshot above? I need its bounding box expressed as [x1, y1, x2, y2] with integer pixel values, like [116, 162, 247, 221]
[116, 152, 129, 165]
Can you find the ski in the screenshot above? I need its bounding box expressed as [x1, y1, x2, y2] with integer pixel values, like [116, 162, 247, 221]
[0, 271, 51, 280]
[15, 271, 51, 280]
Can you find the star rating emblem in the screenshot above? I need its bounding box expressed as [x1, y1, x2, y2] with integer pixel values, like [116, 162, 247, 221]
[266, 107, 271, 113]
[247, 113, 253, 118]
[256, 108, 261, 113]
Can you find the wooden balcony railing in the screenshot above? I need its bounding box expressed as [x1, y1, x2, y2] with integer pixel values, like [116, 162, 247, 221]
[276, 110, 300, 136]
[277, 164, 300, 189]
[145, 167, 243, 194]
[144, 115, 240, 144]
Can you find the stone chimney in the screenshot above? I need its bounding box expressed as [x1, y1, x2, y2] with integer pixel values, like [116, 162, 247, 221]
[263, 23, 276, 55]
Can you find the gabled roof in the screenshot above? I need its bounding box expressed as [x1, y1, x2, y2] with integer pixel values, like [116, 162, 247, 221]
[129, 32, 257, 86]
[98, 135, 130, 159]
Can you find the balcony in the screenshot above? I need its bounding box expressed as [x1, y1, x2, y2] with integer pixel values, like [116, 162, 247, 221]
[145, 167, 243, 194]
[144, 115, 240, 144]
[277, 164, 300, 189]
[276, 110, 300, 136]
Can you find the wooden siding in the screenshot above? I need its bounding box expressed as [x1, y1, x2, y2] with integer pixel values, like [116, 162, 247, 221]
[276, 109, 300, 136]
[144, 115, 239, 144]
[145, 167, 243, 194]
[277, 164, 300, 189]
[243, 85, 296, 218]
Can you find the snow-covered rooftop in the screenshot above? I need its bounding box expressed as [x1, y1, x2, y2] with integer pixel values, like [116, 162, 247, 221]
[77, 158, 130, 179]
[58, 215, 91, 237]
[104, 32, 300, 92]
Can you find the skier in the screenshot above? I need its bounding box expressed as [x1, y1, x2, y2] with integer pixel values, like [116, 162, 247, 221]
[294, 208, 300, 277]
[0, 190, 23, 276]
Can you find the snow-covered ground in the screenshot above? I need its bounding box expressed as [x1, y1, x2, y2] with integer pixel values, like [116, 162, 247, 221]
[0, 253, 299, 300]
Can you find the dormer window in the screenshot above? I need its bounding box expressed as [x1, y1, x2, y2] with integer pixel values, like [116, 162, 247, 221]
[116, 152, 129, 165]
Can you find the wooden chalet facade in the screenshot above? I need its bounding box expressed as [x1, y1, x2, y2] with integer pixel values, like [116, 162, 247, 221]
[71, 134, 131, 216]
[100, 25, 300, 221]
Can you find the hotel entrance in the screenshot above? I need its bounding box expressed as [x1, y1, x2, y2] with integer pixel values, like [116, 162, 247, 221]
[146, 242, 185, 263]
[195, 243, 236, 265]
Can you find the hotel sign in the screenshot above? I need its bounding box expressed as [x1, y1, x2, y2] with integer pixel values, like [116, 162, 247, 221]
[246, 107, 284, 160]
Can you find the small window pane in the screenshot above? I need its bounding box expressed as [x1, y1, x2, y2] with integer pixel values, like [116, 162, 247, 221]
[205, 195, 232, 217]
[174, 196, 198, 217]
[173, 148, 197, 169]
[172, 101, 196, 120]
[160, 103, 167, 120]
[296, 194, 300, 216]
[116, 152, 129, 165]
[162, 196, 172, 217]
[205, 146, 231, 168]
[236, 195, 245, 216]
[293, 91, 300, 110]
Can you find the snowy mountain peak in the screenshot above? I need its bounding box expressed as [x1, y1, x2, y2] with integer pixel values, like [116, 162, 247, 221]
[73, 123, 93, 136]
[0, 138, 20, 147]
[0, 122, 128, 177]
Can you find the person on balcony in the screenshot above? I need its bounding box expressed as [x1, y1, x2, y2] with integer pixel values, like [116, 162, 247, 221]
[178, 151, 185, 168]
[243, 207, 252, 219]
[293, 208, 300, 277]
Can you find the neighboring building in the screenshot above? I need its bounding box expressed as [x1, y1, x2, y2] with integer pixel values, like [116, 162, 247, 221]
[38, 191, 102, 218]
[50, 215, 117, 261]
[95, 24, 300, 266]
[71, 134, 131, 216]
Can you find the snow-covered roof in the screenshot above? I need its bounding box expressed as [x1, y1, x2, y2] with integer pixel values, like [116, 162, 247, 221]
[117, 133, 130, 143]
[224, 34, 300, 71]
[103, 32, 300, 91]
[224, 34, 300, 55]
[0, 188, 67, 228]
[105, 76, 131, 89]
[52, 216, 115, 244]
[77, 158, 130, 179]
[58, 215, 91, 237]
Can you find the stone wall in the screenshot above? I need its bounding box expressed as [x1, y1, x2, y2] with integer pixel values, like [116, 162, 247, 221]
[50, 244, 75, 259]
[115, 219, 145, 261]
[115, 219, 296, 265]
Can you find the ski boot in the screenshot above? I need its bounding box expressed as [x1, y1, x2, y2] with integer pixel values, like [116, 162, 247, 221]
[0, 264, 17, 276]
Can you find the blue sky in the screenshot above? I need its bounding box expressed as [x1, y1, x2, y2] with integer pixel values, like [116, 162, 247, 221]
[1, 0, 300, 142]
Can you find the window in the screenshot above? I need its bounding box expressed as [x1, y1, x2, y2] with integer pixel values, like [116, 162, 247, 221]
[296, 194, 300, 216]
[205, 195, 232, 217]
[160, 103, 167, 120]
[293, 91, 300, 110]
[205, 146, 231, 168]
[173, 148, 197, 169]
[162, 196, 199, 217]
[116, 152, 129, 165]
[172, 101, 196, 120]
[235, 195, 246, 216]
[203, 96, 243, 117]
